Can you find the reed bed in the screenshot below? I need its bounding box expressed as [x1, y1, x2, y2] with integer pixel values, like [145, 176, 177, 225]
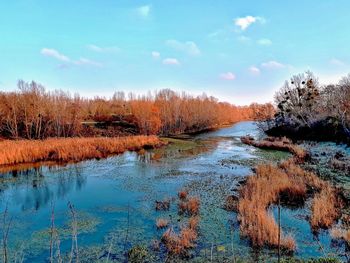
[238, 159, 341, 251]
[330, 227, 350, 244]
[160, 191, 201, 257]
[238, 164, 297, 251]
[241, 136, 309, 161]
[0, 135, 163, 166]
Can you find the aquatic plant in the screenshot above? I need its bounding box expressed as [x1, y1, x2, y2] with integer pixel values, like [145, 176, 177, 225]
[178, 190, 188, 200]
[156, 218, 169, 229]
[223, 195, 239, 212]
[0, 135, 163, 166]
[178, 197, 200, 216]
[161, 225, 198, 256]
[155, 199, 170, 211]
[127, 245, 148, 263]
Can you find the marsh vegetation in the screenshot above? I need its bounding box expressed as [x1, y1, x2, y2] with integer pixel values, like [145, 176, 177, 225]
[0, 122, 349, 262]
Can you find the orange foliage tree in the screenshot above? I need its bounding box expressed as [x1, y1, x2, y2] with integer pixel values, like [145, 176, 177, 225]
[0, 80, 273, 139]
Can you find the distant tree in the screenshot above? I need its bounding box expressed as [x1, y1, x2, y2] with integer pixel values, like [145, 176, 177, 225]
[274, 71, 320, 127]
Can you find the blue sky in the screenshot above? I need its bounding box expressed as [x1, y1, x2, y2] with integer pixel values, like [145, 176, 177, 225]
[1, 0, 350, 104]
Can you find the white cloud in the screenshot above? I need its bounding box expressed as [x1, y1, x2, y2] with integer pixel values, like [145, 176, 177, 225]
[249, 66, 261, 75]
[41, 48, 70, 62]
[234, 16, 265, 30]
[329, 58, 346, 66]
[208, 29, 224, 38]
[41, 48, 102, 67]
[257, 38, 272, 46]
[152, 51, 160, 59]
[87, 44, 120, 53]
[137, 5, 151, 17]
[261, 60, 285, 69]
[162, 58, 180, 65]
[220, 72, 236, 80]
[166, 40, 201, 56]
[75, 58, 102, 67]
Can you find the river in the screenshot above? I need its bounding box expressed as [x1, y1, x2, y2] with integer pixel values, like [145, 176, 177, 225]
[0, 121, 346, 262]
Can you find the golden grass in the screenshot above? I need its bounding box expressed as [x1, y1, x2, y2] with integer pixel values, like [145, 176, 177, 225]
[238, 163, 297, 251]
[311, 186, 340, 229]
[238, 159, 341, 251]
[156, 218, 169, 229]
[330, 227, 350, 244]
[160, 192, 201, 257]
[241, 136, 308, 161]
[0, 135, 163, 166]
[161, 218, 199, 256]
[178, 197, 200, 216]
[279, 159, 341, 230]
[178, 190, 188, 200]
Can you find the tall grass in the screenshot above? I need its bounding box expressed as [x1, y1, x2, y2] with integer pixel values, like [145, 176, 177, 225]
[0, 136, 162, 166]
[238, 164, 297, 251]
[241, 136, 309, 161]
[160, 193, 201, 257]
[238, 159, 341, 251]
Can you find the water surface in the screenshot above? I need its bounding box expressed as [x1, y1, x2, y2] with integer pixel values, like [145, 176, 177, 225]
[0, 121, 345, 262]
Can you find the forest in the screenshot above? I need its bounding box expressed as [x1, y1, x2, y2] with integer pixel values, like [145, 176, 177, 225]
[0, 80, 274, 139]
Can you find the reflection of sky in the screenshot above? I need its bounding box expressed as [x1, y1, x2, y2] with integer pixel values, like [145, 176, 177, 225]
[0, 121, 345, 261]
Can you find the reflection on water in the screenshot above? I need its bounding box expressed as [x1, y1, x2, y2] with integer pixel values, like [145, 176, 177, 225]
[1, 166, 86, 212]
[0, 121, 345, 262]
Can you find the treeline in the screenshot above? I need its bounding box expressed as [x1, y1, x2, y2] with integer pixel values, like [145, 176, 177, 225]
[267, 71, 350, 142]
[0, 80, 274, 139]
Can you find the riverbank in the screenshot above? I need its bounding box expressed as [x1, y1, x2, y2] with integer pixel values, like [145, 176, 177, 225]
[0, 135, 164, 167]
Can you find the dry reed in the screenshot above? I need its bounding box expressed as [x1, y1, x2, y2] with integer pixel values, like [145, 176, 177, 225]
[238, 164, 297, 251]
[178, 190, 188, 200]
[178, 197, 200, 216]
[241, 136, 309, 161]
[156, 218, 169, 229]
[161, 219, 199, 256]
[0, 135, 162, 166]
[238, 159, 341, 251]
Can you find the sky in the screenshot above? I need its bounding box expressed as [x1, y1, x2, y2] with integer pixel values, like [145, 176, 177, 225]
[1, 1, 350, 105]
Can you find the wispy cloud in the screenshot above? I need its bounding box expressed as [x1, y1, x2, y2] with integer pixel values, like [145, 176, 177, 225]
[137, 5, 151, 18]
[329, 58, 346, 66]
[41, 48, 70, 62]
[163, 58, 180, 65]
[257, 38, 272, 46]
[249, 66, 261, 75]
[87, 44, 120, 53]
[152, 51, 160, 59]
[234, 16, 265, 30]
[220, 72, 236, 80]
[166, 40, 201, 56]
[41, 48, 102, 67]
[75, 58, 102, 67]
[261, 60, 285, 69]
